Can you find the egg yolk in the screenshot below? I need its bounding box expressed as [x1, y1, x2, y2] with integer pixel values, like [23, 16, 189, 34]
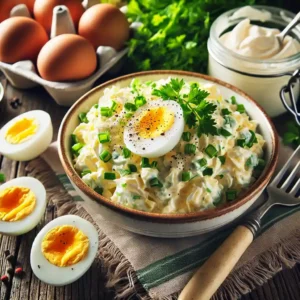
[41, 225, 89, 267]
[0, 187, 36, 222]
[5, 118, 38, 144]
[135, 107, 174, 139]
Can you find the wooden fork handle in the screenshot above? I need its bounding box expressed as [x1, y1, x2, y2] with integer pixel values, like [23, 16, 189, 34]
[178, 225, 254, 300]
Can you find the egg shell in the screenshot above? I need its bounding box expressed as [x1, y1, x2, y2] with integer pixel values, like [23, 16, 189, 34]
[37, 34, 97, 82]
[78, 4, 130, 51]
[33, 0, 84, 33]
[30, 215, 99, 286]
[0, 177, 47, 236]
[0, 17, 48, 64]
[0, 110, 53, 161]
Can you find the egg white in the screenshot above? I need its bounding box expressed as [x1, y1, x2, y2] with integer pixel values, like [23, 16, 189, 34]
[0, 110, 53, 161]
[124, 100, 184, 158]
[0, 177, 47, 235]
[30, 215, 99, 286]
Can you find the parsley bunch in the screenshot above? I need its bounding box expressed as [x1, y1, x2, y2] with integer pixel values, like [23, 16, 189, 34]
[126, 0, 261, 72]
[152, 79, 217, 136]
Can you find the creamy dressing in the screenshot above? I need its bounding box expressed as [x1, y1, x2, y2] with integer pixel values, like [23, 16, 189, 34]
[220, 18, 300, 59]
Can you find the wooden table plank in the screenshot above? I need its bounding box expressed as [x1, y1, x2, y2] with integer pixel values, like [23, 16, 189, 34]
[0, 80, 300, 300]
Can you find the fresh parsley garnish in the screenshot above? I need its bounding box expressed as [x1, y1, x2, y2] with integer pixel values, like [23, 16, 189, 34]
[152, 78, 217, 136]
[283, 121, 300, 146]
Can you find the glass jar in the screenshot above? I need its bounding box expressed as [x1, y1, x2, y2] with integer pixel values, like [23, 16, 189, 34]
[208, 5, 300, 117]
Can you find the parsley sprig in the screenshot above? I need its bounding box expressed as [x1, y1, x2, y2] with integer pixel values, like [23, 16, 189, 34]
[152, 79, 217, 136]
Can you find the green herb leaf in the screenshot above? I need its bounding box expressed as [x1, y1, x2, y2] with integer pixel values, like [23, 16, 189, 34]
[0, 173, 5, 183]
[78, 112, 88, 123]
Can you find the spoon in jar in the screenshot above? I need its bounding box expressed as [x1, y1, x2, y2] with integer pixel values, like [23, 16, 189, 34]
[276, 11, 300, 46]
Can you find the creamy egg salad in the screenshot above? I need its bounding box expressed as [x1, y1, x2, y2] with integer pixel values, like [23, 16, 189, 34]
[71, 78, 265, 214]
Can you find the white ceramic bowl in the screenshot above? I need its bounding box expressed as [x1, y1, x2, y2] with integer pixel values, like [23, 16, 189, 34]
[58, 71, 279, 238]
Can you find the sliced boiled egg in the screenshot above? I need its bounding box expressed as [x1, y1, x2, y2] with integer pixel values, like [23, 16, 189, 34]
[30, 215, 98, 286]
[124, 99, 184, 158]
[0, 177, 47, 235]
[0, 110, 53, 161]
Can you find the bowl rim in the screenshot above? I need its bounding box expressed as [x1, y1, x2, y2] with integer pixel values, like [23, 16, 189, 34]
[58, 70, 279, 223]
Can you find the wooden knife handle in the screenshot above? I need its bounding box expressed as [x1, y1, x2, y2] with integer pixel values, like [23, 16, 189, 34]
[178, 225, 254, 300]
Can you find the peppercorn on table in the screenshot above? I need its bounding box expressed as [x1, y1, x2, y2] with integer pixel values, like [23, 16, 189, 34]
[0, 77, 300, 300]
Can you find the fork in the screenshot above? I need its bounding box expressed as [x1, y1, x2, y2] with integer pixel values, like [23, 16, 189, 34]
[179, 146, 300, 300]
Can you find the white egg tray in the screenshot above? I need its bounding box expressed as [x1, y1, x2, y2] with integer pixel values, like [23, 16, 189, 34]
[0, 47, 128, 106]
[0, 2, 130, 106]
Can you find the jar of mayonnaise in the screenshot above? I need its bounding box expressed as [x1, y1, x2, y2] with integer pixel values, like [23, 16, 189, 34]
[208, 5, 300, 117]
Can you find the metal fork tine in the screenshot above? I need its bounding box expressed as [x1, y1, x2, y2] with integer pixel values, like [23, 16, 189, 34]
[290, 178, 300, 197]
[281, 161, 300, 189]
[271, 145, 300, 186]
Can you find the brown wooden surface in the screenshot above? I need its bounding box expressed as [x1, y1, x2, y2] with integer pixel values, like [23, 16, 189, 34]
[0, 78, 299, 300]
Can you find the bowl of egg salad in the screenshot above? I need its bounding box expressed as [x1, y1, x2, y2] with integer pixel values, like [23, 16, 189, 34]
[58, 71, 279, 238]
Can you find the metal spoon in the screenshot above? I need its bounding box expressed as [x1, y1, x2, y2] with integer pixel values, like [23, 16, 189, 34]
[277, 11, 300, 46]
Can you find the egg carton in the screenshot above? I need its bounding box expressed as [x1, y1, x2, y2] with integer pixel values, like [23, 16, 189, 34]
[0, 2, 129, 106]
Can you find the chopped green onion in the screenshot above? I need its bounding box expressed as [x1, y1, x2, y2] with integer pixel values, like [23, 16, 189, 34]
[100, 107, 113, 117]
[78, 112, 88, 123]
[205, 144, 218, 158]
[237, 139, 246, 147]
[231, 96, 237, 105]
[184, 143, 196, 155]
[94, 104, 99, 109]
[128, 164, 137, 172]
[111, 101, 118, 112]
[104, 172, 116, 180]
[125, 113, 133, 119]
[72, 143, 84, 154]
[71, 134, 78, 145]
[122, 147, 131, 158]
[119, 169, 131, 177]
[124, 102, 137, 112]
[98, 132, 110, 144]
[135, 96, 147, 107]
[121, 183, 127, 188]
[99, 150, 112, 162]
[151, 161, 158, 168]
[221, 108, 231, 115]
[149, 177, 163, 188]
[94, 186, 103, 195]
[194, 158, 207, 169]
[213, 197, 222, 206]
[0, 173, 5, 183]
[141, 157, 150, 168]
[246, 155, 258, 168]
[203, 168, 213, 176]
[224, 115, 235, 128]
[182, 132, 192, 142]
[182, 172, 191, 182]
[218, 156, 226, 165]
[226, 190, 237, 201]
[133, 195, 141, 200]
[206, 188, 212, 193]
[81, 169, 91, 177]
[247, 130, 257, 147]
[256, 159, 266, 170]
[219, 128, 231, 137]
[237, 104, 245, 113]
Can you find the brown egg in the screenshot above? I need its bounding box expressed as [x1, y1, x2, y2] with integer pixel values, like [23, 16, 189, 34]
[34, 0, 84, 33]
[0, 17, 48, 63]
[78, 4, 130, 51]
[37, 34, 97, 82]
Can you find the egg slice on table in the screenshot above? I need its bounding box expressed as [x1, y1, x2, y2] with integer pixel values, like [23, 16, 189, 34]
[124, 99, 184, 158]
[0, 177, 47, 235]
[0, 110, 53, 161]
[30, 215, 99, 286]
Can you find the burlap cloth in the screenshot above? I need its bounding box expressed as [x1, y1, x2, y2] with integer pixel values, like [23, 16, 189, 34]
[26, 142, 300, 300]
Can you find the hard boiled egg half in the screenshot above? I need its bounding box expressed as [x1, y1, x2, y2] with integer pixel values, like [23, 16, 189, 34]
[0, 177, 47, 235]
[31, 215, 98, 286]
[124, 99, 184, 158]
[0, 110, 53, 161]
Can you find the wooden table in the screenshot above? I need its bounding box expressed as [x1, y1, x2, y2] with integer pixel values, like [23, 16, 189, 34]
[0, 78, 300, 300]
